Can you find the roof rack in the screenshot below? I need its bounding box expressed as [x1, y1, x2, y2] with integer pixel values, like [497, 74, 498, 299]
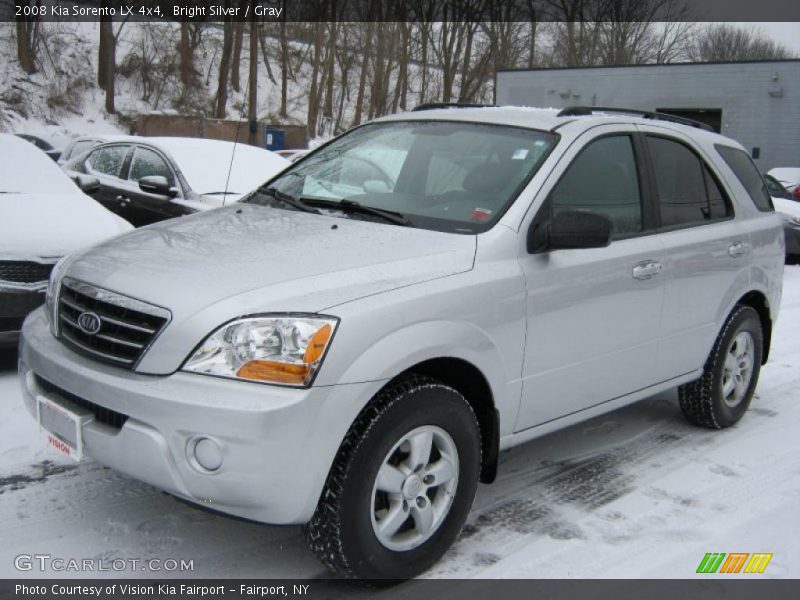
[412, 102, 496, 112]
[556, 106, 714, 132]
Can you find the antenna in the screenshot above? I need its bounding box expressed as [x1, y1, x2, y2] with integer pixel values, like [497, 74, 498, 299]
[222, 30, 253, 206]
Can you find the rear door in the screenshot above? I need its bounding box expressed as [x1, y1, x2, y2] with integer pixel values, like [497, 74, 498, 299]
[636, 126, 748, 381]
[516, 125, 666, 430]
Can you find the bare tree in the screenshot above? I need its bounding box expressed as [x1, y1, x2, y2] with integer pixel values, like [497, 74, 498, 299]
[689, 23, 795, 62]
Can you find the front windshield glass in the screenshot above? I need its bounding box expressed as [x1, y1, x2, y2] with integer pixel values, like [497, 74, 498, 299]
[248, 120, 557, 233]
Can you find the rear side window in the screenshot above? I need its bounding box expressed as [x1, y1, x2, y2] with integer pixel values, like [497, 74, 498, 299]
[88, 145, 127, 178]
[550, 135, 642, 236]
[715, 144, 773, 212]
[646, 136, 732, 228]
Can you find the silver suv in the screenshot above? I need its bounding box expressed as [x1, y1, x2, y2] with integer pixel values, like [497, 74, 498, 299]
[19, 106, 784, 580]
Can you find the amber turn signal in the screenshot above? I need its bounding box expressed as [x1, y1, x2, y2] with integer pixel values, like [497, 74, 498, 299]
[236, 360, 310, 385]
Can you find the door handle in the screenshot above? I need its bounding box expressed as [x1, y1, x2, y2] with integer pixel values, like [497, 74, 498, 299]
[632, 261, 662, 280]
[728, 242, 748, 258]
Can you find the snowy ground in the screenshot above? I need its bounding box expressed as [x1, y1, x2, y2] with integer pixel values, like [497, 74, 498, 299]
[1, 268, 799, 580]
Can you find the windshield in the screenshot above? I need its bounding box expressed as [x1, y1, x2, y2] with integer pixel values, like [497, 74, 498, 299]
[248, 120, 557, 233]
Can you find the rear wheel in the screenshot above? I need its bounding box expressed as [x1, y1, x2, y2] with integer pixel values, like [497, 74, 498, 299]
[679, 305, 763, 429]
[304, 375, 481, 581]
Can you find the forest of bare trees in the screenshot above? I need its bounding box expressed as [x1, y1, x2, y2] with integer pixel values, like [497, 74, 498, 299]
[10, 0, 796, 139]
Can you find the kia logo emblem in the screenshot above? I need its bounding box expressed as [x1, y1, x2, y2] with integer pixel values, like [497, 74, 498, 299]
[77, 312, 102, 335]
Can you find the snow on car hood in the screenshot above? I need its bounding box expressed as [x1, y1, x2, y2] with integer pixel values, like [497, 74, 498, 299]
[65, 204, 476, 353]
[0, 193, 132, 259]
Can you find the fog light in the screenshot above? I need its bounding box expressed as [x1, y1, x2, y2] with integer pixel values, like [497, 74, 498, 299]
[191, 437, 223, 472]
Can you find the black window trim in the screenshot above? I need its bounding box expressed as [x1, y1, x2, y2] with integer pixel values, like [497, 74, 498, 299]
[640, 133, 736, 234]
[714, 143, 775, 213]
[529, 131, 654, 253]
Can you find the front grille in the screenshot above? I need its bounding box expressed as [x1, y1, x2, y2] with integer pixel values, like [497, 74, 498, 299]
[57, 278, 170, 368]
[35, 375, 129, 430]
[0, 261, 54, 284]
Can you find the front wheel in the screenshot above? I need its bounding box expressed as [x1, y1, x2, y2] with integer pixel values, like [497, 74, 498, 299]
[304, 375, 481, 581]
[679, 305, 763, 429]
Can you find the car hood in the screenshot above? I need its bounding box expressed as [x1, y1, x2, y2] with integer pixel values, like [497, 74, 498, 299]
[66, 204, 476, 365]
[0, 192, 131, 259]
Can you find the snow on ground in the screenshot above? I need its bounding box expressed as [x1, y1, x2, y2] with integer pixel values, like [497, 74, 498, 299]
[1, 268, 799, 580]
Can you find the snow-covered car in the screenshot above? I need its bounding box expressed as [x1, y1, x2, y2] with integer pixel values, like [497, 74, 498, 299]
[15, 133, 62, 162]
[772, 196, 800, 263]
[19, 106, 784, 580]
[57, 134, 130, 165]
[63, 137, 290, 227]
[768, 167, 800, 200]
[0, 134, 132, 347]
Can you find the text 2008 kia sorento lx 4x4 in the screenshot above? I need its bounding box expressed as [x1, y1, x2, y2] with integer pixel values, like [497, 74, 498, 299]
[20, 106, 783, 580]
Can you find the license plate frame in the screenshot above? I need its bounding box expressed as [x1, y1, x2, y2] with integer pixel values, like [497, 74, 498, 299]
[36, 394, 92, 462]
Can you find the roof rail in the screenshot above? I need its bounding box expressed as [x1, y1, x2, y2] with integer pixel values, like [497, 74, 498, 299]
[412, 102, 496, 112]
[556, 106, 714, 132]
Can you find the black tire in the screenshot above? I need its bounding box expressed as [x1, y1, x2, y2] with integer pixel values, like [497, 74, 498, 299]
[679, 305, 763, 429]
[304, 375, 481, 581]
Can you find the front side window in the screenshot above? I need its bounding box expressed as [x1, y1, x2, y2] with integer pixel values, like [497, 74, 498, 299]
[715, 144, 774, 212]
[129, 147, 175, 186]
[87, 145, 127, 178]
[250, 121, 557, 233]
[647, 136, 732, 228]
[549, 135, 643, 236]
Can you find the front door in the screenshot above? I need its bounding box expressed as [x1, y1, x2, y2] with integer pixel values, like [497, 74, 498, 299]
[516, 126, 666, 430]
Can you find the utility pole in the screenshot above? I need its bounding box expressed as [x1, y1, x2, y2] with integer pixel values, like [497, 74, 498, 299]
[248, 8, 258, 145]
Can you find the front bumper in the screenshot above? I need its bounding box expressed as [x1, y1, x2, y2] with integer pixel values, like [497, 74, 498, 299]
[19, 308, 382, 524]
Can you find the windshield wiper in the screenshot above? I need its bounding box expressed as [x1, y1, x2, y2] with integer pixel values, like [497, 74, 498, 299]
[258, 187, 321, 215]
[314, 198, 412, 226]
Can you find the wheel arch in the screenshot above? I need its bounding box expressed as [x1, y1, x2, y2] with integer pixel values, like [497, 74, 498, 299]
[735, 289, 772, 364]
[395, 357, 499, 484]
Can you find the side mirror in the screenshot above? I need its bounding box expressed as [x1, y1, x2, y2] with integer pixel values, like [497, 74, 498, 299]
[528, 209, 612, 252]
[139, 175, 178, 198]
[74, 174, 100, 195]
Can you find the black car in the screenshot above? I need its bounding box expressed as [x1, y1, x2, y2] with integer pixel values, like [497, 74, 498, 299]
[62, 136, 288, 227]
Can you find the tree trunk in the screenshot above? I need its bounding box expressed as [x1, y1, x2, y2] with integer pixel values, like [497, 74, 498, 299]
[231, 19, 244, 92]
[306, 22, 325, 137]
[179, 23, 193, 87]
[15, 18, 37, 74]
[248, 18, 258, 144]
[100, 16, 115, 113]
[322, 20, 337, 120]
[215, 12, 235, 119]
[279, 21, 289, 118]
[98, 17, 109, 89]
[353, 20, 373, 126]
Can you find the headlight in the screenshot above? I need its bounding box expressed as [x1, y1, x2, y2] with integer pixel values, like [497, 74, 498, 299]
[183, 315, 338, 387]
